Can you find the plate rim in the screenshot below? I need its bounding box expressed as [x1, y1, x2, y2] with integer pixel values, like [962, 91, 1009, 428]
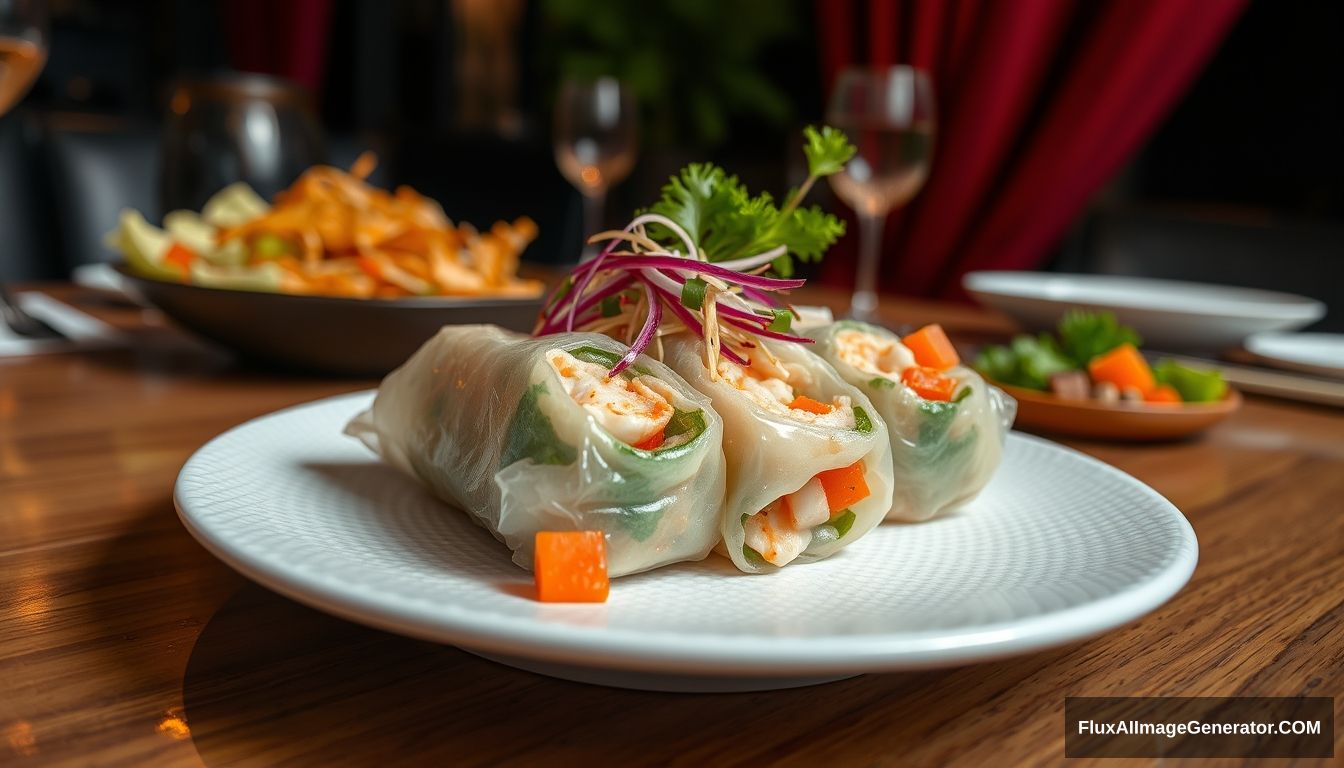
[114, 262, 544, 310]
[175, 391, 1199, 676]
[963, 270, 1325, 322]
[1244, 332, 1344, 378]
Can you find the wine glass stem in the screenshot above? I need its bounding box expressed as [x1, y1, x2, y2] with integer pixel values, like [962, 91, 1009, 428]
[580, 189, 606, 262]
[850, 211, 886, 322]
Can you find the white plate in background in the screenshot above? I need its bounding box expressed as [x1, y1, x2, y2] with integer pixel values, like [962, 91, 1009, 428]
[1244, 332, 1344, 379]
[175, 392, 1198, 692]
[963, 271, 1325, 351]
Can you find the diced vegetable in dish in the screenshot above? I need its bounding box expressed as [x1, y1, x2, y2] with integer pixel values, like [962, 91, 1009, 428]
[1088, 343, 1156, 392]
[808, 320, 1016, 522]
[973, 310, 1228, 406]
[346, 326, 727, 577]
[534, 531, 609, 603]
[108, 155, 542, 299]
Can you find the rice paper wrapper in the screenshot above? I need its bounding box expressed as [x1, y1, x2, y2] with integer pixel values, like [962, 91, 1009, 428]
[660, 333, 894, 573]
[808, 321, 1017, 522]
[346, 324, 727, 577]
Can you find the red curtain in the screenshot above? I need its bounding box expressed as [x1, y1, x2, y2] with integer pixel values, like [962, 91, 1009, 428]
[224, 0, 333, 93]
[817, 0, 1247, 299]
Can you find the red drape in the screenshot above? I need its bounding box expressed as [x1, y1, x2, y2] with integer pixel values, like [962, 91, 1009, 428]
[224, 0, 333, 93]
[818, 0, 1247, 299]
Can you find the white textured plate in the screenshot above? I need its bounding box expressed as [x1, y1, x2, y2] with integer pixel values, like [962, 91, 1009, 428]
[964, 271, 1324, 352]
[175, 392, 1198, 691]
[1244, 332, 1344, 380]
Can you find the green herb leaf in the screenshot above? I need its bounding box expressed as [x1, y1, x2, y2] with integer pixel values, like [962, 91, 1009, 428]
[853, 405, 873, 434]
[681, 277, 708, 310]
[953, 385, 973, 403]
[868, 376, 897, 390]
[830, 509, 857, 538]
[767, 308, 793, 333]
[600, 295, 622, 317]
[802, 125, 857, 177]
[742, 543, 768, 567]
[1057, 309, 1142, 367]
[499, 383, 577, 468]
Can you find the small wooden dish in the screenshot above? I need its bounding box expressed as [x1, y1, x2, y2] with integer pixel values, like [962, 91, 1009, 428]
[997, 383, 1242, 441]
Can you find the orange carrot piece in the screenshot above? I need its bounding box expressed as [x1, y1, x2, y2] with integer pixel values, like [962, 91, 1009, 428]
[901, 366, 957, 401]
[164, 243, 196, 276]
[534, 531, 609, 603]
[902, 324, 960, 370]
[817, 460, 870, 513]
[789, 395, 834, 415]
[1087, 343, 1155, 392]
[632, 427, 665, 451]
[1144, 384, 1182, 405]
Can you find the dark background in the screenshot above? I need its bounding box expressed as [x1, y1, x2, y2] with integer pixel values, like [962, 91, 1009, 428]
[4, 0, 1341, 306]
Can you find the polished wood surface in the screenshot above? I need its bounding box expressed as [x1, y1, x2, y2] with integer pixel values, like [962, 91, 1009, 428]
[2, 284, 1341, 767]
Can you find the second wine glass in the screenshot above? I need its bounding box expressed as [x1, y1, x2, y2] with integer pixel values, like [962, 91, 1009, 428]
[553, 77, 637, 261]
[827, 66, 936, 322]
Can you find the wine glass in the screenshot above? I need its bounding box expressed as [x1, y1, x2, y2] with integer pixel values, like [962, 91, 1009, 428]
[553, 77, 637, 261]
[0, 0, 47, 117]
[827, 66, 936, 321]
[160, 73, 327, 213]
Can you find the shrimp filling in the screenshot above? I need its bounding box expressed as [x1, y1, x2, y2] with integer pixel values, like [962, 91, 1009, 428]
[715, 354, 856, 430]
[835, 329, 916, 381]
[546, 350, 674, 447]
[742, 476, 835, 567]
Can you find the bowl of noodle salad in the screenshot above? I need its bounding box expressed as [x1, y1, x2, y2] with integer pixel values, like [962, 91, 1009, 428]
[108, 154, 546, 375]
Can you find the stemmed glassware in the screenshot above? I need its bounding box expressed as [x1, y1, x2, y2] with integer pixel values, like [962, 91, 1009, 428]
[826, 66, 936, 321]
[553, 77, 637, 261]
[0, 0, 47, 116]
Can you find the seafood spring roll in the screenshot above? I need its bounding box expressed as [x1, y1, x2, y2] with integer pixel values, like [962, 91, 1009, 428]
[346, 325, 726, 576]
[808, 321, 1016, 521]
[660, 334, 894, 572]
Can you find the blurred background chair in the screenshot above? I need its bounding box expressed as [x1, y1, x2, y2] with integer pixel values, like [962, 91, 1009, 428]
[42, 114, 159, 273]
[0, 112, 55, 280]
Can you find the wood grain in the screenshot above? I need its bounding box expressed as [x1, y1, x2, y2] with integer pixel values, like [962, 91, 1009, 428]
[1, 284, 1340, 767]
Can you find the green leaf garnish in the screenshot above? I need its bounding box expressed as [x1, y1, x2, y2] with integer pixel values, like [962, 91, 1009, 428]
[1057, 309, 1142, 367]
[767, 308, 793, 333]
[802, 125, 857, 177]
[644, 127, 851, 276]
[953, 385, 973, 403]
[1154, 359, 1227, 402]
[600, 295, 622, 317]
[869, 376, 897, 390]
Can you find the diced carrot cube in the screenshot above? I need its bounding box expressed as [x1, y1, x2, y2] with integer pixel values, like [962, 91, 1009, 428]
[632, 427, 665, 451]
[901, 366, 957, 401]
[534, 531, 609, 603]
[788, 395, 834, 415]
[816, 460, 870, 513]
[1144, 384, 1182, 405]
[164, 243, 196, 277]
[1087, 343, 1156, 392]
[902, 324, 960, 370]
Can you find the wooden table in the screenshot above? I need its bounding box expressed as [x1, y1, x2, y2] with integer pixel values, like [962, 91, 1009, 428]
[2, 284, 1340, 766]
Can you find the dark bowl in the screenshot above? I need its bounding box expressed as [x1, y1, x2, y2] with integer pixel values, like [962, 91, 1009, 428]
[116, 264, 544, 376]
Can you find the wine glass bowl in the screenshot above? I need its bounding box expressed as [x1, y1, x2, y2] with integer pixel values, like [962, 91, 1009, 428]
[553, 77, 637, 259]
[827, 66, 936, 320]
[160, 73, 327, 213]
[0, 0, 47, 115]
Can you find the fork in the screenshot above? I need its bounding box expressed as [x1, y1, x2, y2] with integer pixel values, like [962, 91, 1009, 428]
[0, 283, 65, 339]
